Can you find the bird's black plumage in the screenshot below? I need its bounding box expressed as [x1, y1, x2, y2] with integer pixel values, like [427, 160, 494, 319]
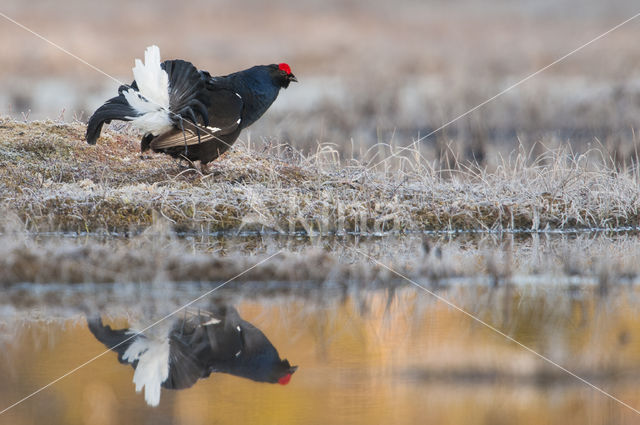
[85, 86, 138, 146]
[87, 305, 297, 406]
[86, 46, 297, 166]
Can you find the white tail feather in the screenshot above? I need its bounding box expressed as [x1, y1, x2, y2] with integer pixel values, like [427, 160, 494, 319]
[123, 336, 170, 407]
[132, 45, 169, 109]
[124, 45, 173, 136]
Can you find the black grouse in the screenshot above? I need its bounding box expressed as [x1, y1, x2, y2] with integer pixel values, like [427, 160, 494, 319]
[87, 305, 297, 407]
[86, 46, 297, 168]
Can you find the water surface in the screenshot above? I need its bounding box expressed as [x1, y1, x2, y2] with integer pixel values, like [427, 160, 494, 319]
[1, 282, 640, 425]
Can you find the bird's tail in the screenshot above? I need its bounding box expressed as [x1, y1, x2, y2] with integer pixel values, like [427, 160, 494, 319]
[85, 91, 138, 144]
[87, 316, 170, 407]
[86, 45, 174, 145]
[87, 316, 136, 359]
[125, 337, 170, 407]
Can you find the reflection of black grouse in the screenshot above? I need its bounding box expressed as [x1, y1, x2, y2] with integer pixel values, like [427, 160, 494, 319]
[86, 45, 296, 168]
[88, 305, 297, 407]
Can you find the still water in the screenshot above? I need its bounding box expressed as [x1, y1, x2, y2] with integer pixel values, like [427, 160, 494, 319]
[1, 282, 640, 425]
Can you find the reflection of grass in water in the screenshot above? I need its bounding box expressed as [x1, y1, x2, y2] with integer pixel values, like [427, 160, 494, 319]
[0, 226, 638, 287]
[0, 118, 638, 234]
[393, 285, 640, 390]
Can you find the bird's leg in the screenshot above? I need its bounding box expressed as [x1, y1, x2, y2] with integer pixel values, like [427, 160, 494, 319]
[177, 154, 199, 172]
[179, 309, 187, 336]
[178, 115, 189, 156]
[172, 155, 190, 170]
[200, 159, 225, 176]
[184, 107, 202, 145]
[172, 157, 187, 170]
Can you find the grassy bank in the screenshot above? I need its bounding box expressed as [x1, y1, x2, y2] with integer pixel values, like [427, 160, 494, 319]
[0, 117, 638, 234]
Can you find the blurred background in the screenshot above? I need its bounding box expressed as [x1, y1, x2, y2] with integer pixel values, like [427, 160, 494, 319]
[2, 0, 640, 167]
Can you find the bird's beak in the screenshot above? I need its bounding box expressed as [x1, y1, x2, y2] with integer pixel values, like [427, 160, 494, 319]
[277, 365, 298, 385]
[289, 74, 298, 83]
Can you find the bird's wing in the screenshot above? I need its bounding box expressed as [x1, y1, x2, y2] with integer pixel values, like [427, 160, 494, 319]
[162, 59, 210, 126]
[161, 339, 208, 390]
[149, 88, 243, 150]
[162, 308, 240, 389]
[181, 307, 245, 361]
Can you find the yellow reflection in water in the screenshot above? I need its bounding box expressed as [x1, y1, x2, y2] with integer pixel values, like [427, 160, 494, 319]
[1, 287, 640, 424]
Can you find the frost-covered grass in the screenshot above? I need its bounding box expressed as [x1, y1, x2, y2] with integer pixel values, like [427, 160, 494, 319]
[0, 117, 638, 234]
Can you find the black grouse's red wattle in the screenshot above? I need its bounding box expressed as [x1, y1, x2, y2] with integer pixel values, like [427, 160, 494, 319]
[88, 305, 297, 407]
[86, 46, 297, 166]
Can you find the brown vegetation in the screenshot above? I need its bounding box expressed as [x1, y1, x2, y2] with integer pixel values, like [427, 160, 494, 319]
[0, 118, 638, 235]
